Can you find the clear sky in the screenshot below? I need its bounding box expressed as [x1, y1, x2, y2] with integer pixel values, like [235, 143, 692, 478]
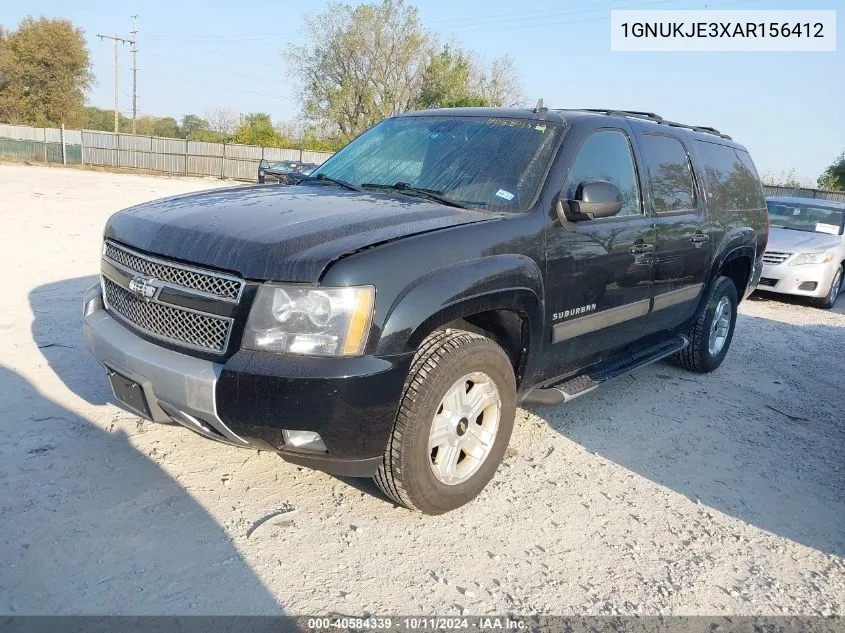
[2, 0, 842, 183]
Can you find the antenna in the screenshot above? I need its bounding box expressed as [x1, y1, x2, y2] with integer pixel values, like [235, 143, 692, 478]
[533, 98, 547, 114]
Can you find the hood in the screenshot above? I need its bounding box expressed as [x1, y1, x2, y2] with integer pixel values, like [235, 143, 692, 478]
[104, 184, 495, 282]
[767, 227, 841, 253]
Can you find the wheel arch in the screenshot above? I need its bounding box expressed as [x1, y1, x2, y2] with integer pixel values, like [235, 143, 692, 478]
[710, 244, 755, 299]
[375, 255, 543, 386]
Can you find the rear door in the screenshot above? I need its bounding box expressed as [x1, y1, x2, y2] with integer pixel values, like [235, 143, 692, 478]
[635, 131, 709, 329]
[544, 123, 655, 377]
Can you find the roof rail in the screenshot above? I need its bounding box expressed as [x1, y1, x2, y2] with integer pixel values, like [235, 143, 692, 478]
[556, 108, 733, 140]
[662, 119, 733, 140]
[580, 108, 663, 122]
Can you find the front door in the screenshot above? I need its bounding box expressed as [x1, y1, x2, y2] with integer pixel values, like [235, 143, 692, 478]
[635, 131, 709, 330]
[544, 126, 655, 378]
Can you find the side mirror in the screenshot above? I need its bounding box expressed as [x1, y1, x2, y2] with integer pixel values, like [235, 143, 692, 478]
[259, 159, 270, 169]
[561, 180, 623, 222]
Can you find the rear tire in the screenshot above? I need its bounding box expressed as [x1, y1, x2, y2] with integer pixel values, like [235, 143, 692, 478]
[673, 275, 738, 373]
[374, 329, 516, 514]
[813, 265, 843, 310]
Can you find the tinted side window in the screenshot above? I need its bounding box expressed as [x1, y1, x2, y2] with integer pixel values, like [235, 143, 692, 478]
[566, 130, 641, 217]
[734, 149, 765, 208]
[639, 134, 696, 212]
[694, 141, 763, 212]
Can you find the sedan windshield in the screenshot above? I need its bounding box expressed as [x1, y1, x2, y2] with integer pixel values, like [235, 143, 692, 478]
[766, 200, 844, 235]
[309, 115, 564, 212]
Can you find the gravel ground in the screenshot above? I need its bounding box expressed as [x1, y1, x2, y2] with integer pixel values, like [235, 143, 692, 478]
[1, 164, 843, 616]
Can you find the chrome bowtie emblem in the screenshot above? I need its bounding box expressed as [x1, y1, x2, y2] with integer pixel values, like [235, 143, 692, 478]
[128, 275, 159, 301]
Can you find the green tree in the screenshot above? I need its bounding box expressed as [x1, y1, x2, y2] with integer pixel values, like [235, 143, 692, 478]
[134, 116, 159, 136]
[189, 129, 226, 142]
[818, 152, 845, 191]
[153, 117, 180, 138]
[415, 45, 485, 109]
[290, 0, 429, 138]
[231, 113, 285, 146]
[84, 106, 131, 132]
[0, 16, 93, 127]
[180, 113, 208, 138]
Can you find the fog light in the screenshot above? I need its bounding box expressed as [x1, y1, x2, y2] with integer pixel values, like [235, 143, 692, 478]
[282, 430, 327, 453]
[798, 281, 818, 291]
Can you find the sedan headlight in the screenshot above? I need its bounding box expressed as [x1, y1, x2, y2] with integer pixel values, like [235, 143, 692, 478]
[243, 284, 375, 356]
[789, 252, 835, 266]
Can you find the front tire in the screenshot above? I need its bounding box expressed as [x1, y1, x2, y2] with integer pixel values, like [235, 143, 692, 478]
[813, 265, 843, 310]
[374, 329, 516, 514]
[673, 275, 738, 373]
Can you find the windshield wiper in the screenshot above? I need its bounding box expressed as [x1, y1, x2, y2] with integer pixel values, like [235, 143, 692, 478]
[297, 173, 362, 192]
[360, 182, 470, 209]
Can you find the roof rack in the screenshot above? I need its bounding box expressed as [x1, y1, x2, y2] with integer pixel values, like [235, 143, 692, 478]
[581, 108, 664, 122]
[556, 108, 732, 140]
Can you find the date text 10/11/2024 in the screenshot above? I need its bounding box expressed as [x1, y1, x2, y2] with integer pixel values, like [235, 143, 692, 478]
[306, 617, 527, 630]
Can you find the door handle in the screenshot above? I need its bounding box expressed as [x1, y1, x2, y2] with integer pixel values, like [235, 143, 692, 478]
[690, 233, 710, 244]
[629, 244, 654, 255]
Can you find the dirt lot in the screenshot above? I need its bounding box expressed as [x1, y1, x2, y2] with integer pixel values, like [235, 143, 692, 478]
[1, 164, 843, 615]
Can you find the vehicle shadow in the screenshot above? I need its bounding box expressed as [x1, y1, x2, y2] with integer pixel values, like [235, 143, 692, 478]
[525, 311, 845, 558]
[0, 365, 283, 614]
[29, 275, 111, 407]
[15, 276, 282, 614]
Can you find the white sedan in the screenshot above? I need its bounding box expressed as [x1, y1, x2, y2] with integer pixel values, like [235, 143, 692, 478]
[759, 196, 845, 309]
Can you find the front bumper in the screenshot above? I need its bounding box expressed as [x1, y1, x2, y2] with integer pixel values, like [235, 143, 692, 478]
[83, 284, 412, 476]
[759, 260, 836, 298]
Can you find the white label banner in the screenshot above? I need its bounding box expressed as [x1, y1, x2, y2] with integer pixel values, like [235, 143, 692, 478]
[611, 10, 836, 51]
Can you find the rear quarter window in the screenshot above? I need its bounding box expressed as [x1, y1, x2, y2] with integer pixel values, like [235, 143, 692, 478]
[639, 133, 696, 213]
[694, 141, 765, 212]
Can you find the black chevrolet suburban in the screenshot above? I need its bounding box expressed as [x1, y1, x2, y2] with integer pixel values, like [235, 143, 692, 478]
[83, 107, 767, 514]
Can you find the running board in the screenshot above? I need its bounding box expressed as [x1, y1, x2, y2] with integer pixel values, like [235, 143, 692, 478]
[522, 335, 689, 407]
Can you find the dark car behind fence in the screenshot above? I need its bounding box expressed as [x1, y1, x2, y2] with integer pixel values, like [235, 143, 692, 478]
[0, 123, 332, 181]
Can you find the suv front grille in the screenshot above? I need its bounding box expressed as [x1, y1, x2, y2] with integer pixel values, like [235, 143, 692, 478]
[103, 278, 232, 352]
[101, 240, 243, 354]
[763, 251, 792, 265]
[104, 241, 243, 301]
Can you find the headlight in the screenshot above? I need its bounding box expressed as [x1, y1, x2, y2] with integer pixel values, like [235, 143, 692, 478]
[789, 252, 835, 266]
[259, 170, 265, 177]
[243, 284, 375, 356]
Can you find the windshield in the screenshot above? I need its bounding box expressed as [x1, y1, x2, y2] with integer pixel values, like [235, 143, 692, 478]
[270, 161, 298, 172]
[310, 115, 564, 212]
[766, 200, 844, 235]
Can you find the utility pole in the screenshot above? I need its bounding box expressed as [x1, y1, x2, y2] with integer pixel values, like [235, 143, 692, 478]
[130, 16, 139, 135]
[97, 33, 131, 133]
